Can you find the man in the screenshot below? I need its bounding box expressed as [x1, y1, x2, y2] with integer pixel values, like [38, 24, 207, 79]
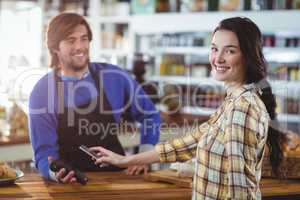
[29, 13, 160, 183]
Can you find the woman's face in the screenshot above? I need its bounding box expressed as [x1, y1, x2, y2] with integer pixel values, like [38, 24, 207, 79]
[209, 29, 245, 87]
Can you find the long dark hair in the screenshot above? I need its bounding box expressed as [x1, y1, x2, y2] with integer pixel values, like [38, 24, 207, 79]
[213, 17, 284, 177]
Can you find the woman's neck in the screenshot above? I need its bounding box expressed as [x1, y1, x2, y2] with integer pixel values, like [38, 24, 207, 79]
[225, 82, 244, 91]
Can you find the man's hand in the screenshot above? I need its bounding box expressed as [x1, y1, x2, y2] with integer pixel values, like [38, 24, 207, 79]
[48, 156, 77, 184]
[124, 165, 149, 175]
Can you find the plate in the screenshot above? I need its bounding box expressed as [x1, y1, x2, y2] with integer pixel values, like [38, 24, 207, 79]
[0, 169, 24, 186]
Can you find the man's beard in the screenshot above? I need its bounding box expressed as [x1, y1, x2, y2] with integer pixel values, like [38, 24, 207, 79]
[65, 57, 90, 72]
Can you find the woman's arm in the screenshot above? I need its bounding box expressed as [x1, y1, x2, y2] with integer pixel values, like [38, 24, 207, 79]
[90, 147, 160, 168]
[90, 121, 209, 167]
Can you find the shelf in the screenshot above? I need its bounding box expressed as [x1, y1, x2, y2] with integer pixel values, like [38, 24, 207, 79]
[147, 76, 300, 90]
[98, 49, 129, 57]
[277, 113, 300, 123]
[264, 47, 300, 63]
[95, 16, 131, 24]
[269, 80, 300, 91]
[0, 143, 33, 162]
[146, 46, 300, 63]
[152, 47, 210, 56]
[131, 10, 300, 34]
[92, 11, 300, 33]
[147, 75, 223, 86]
[158, 104, 300, 123]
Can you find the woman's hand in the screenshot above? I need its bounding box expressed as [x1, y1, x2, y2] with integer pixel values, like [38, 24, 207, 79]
[125, 165, 149, 175]
[90, 146, 160, 172]
[89, 146, 129, 168]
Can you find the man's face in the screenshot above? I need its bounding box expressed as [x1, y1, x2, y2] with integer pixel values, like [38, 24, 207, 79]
[55, 24, 90, 71]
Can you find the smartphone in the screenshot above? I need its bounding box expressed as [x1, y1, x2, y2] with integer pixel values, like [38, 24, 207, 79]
[79, 145, 99, 160]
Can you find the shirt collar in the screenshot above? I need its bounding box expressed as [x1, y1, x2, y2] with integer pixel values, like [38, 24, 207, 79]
[225, 83, 256, 100]
[60, 69, 90, 81]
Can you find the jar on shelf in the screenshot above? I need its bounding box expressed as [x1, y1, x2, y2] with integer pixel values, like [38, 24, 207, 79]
[8, 102, 29, 138]
[156, 0, 170, 12]
[0, 96, 12, 137]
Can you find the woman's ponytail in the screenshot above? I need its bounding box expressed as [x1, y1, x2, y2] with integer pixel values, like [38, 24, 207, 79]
[259, 84, 284, 177]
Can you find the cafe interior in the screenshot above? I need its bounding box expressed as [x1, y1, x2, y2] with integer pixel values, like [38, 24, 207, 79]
[0, 0, 300, 199]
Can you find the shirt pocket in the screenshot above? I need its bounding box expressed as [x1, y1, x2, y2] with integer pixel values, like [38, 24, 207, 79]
[197, 127, 225, 167]
[209, 133, 225, 156]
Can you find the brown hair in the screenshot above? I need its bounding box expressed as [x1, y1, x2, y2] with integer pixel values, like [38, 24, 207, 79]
[213, 17, 284, 178]
[46, 12, 92, 68]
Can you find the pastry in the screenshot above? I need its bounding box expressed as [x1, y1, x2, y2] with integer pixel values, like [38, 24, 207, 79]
[0, 162, 17, 179]
[262, 130, 300, 178]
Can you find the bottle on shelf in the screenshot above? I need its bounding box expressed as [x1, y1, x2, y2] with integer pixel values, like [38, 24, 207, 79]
[132, 53, 159, 104]
[155, 0, 181, 12]
[263, 34, 276, 47]
[266, 31, 300, 48]
[156, 0, 171, 12]
[180, 0, 207, 12]
[293, 0, 300, 9]
[191, 85, 224, 109]
[276, 90, 300, 115]
[194, 86, 206, 107]
[219, 0, 243, 11]
[99, 0, 118, 16]
[159, 54, 186, 76]
[100, 23, 129, 50]
[162, 84, 182, 114]
[207, 0, 219, 11]
[244, 0, 252, 10]
[131, 0, 156, 14]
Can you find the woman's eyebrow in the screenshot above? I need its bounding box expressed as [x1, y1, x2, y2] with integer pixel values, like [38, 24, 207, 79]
[224, 45, 238, 48]
[211, 43, 238, 48]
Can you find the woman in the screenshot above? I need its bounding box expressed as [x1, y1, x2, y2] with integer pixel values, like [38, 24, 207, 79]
[90, 17, 284, 199]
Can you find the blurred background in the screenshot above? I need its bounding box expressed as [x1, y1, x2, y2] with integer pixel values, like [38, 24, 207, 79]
[0, 0, 300, 172]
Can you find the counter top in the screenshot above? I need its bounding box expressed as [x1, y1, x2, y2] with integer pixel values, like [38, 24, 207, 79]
[1, 171, 300, 200]
[0, 172, 191, 200]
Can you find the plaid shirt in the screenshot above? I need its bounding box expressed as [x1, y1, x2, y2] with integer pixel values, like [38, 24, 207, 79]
[155, 84, 269, 200]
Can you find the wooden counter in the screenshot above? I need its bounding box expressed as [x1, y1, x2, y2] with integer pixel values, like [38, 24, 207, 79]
[145, 169, 300, 200]
[1, 171, 300, 200]
[0, 172, 191, 200]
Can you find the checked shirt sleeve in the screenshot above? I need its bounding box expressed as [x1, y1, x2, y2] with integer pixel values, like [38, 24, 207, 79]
[155, 122, 209, 163]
